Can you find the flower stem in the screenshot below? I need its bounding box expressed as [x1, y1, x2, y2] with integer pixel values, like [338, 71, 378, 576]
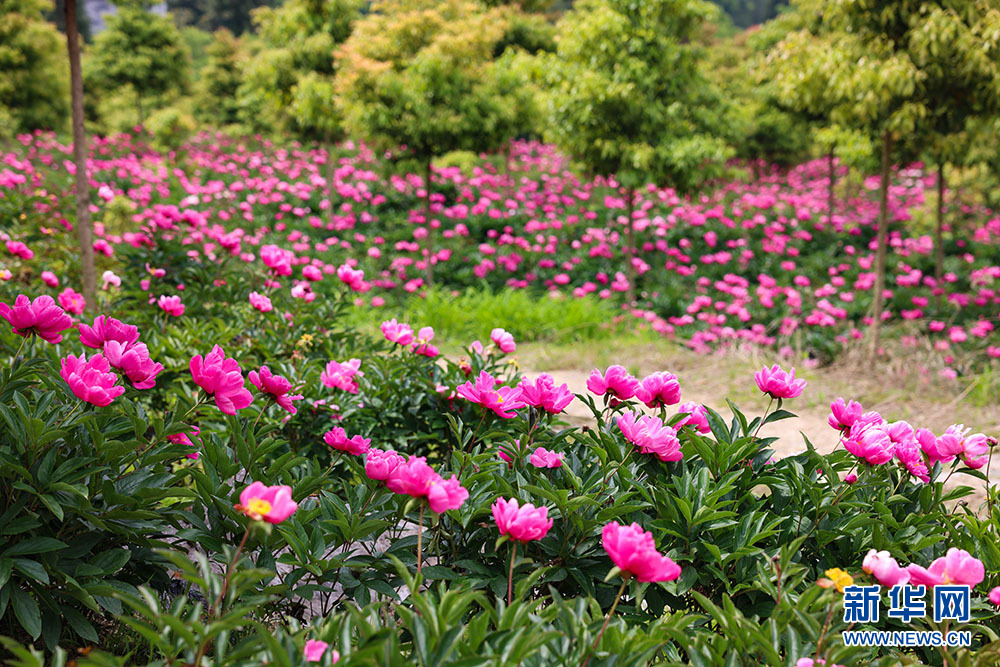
[583, 578, 628, 666]
[194, 524, 251, 666]
[417, 502, 425, 574]
[507, 542, 517, 605]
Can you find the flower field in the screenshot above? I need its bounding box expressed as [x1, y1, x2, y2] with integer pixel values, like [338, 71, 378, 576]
[4, 132, 1000, 370]
[1, 132, 1000, 665]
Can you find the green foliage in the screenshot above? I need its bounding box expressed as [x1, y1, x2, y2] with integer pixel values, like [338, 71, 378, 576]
[146, 106, 198, 151]
[236, 0, 360, 140]
[167, 0, 279, 36]
[336, 0, 515, 163]
[86, 6, 192, 125]
[539, 0, 732, 191]
[0, 0, 69, 136]
[195, 29, 244, 126]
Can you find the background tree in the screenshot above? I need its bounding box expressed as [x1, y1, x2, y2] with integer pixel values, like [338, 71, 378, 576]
[167, 0, 278, 35]
[87, 5, 191, 125]
[906, 3, 1000, 286]
[336, 0, 516, 284]
[539, 0, 732, 303]
[195, 28, 244, 126]
[0, 0, 70, 136]
[237, 0, 358, 137]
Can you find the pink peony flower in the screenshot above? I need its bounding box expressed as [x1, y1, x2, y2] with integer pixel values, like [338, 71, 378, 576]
[944, 425, 990, 469]
[168, 427, 200, 459]
[5, 240, 33, 260]
[518, 373, 574, 414]
[456, 370, 526, 419]
[249, 366, 303, 414]
[492, 497, 553, 543]
[529, 446, 564, 468]
[248, 291, 273, 313]
[634, 372, 681, 408]
[617, 411, 683, 462]
[0, 294, 73, 344]
[324, 427, 371, 455]
[41, 271, 59, 288]
[57, 288, 86, 315]
[381, 318, 414, 346]
[586, 365, 640, 402]
[238, 481, 298, 524]
[862, 549, 910, 587]
[602, 521, 682, 583]
[60, 352, 125, 407]
[79, 315, 139, 349]
[828, 398, 863, 431]
[490, 327, 516, 354]
[189, 345, 254, 415]
[411, 326, 439, 357]
[386, 456, 439, 498]
[336, 263, 364, 290]
[261, 244, 293, 276]
[320, 359, 362, 394]
[365, 448, 405, 481]
[674, 402, 710, 434]
[158, 295, 185, 317]
[843, 422, 894, 465]
[916, 428, 962, 465]
[427, 475, 468, 513]
[906, 548, 985, 588]
[990, 587, 1000, 607]
[102, 270, 121, 289]
[754, 364, 806, 399]
[103, 340, 163, 390]
[303, 639, 329, 663]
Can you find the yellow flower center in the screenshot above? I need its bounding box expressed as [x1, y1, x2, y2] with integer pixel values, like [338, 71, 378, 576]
[246, 498, 272, 519]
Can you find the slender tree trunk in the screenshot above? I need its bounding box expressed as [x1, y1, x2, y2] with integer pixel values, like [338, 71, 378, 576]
[934, 161, 946, 292]
[870, 132, 892, 360]
[65, 0, 97, 310]
[326, 135, 336, 230]
[624, 187, 636, 304]
[424, 160, 434, 287]
[827, 150, 835, 225]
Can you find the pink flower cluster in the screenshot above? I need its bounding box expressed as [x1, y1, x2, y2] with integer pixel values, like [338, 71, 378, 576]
[863, 548, 985, 589]
[367, 452, 469, 514]
[832, 397, 990, 480]
[457, 371, 526, 419]
[190, 345, 253, 414]
[616, 411, 683, 462]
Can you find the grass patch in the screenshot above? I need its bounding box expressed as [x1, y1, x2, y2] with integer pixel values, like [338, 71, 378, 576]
[347, 287, 627, 347]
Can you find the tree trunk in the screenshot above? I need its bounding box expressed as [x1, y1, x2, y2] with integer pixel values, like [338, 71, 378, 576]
[424, 160, 434, 287]
[326, 136, 336, 230]
[624, 187, 636, 304]
[934, 161, 945, 293]
[827, 150, 835, 225]
[870, 132, 892, 360]
[65, 0, 97, 310]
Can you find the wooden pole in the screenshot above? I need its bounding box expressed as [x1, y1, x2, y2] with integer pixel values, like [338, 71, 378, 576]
[65, 0, 97, 310]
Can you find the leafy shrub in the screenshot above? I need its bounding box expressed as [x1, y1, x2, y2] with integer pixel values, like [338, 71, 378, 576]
[0, 273, 998, 664]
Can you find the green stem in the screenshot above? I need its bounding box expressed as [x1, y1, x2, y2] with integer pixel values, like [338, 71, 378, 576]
[417, 502, 425, 574]
[583, 578, 629, 666]
[194, 524, 251, 667]
[507, 542, 517, 605]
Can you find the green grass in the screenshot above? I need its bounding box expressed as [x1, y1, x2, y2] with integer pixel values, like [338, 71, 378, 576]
[345, 287, 628, 348]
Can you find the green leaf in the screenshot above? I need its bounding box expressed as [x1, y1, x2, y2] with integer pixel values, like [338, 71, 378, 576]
[11, 586, 41, 639]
